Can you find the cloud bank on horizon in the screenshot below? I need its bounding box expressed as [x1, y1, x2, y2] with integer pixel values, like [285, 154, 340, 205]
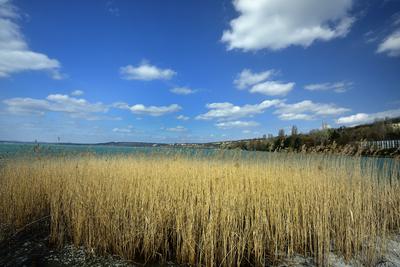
[0, 0, 399, 143]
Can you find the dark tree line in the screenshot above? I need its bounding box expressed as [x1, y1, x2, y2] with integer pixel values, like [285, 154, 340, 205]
[226, 118, 400, 153]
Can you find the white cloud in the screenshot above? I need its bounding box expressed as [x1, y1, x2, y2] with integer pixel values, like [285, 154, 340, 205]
[120, 61, 176, 81]
[3, 94, 110, 120]
[304, 81, 352, 93]
[166, 126, 187, 132]
[215, 120, 259, 129]
[234, 69, 273, 89]
[111, 102, 130, 109]
[170, 87, 196, 95]
[46, 94, 107, 113]
[114, 103, 181, 116]
[196, 99, 281, 121]
[336, 109, 400, 125]
[234, 69, 294, 96]
[278, 113, 314, 121]
[275, 100, 350, 120]
[112, 127, 132, 133]
[176, 115, 189, 121]
[221, 0, 354, 51]
[0, 0, 63, 78]
[3, 97, 50, 115]
[112, 102, 181, 117]
[377, 31, 400, 57]
[250, 81, 294, 96]
[70, 90, 84, 96]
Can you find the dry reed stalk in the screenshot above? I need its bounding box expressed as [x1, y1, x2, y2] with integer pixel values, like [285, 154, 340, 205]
[0, 153, 399, 266]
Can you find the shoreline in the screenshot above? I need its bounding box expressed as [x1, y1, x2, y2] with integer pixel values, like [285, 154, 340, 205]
[221, 143, 400, 159]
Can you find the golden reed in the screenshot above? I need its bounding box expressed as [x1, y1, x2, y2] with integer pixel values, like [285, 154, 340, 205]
[1, 152, 399, 266]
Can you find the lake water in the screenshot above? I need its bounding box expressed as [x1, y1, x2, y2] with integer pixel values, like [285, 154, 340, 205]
[0, 142, 222, 158]
[0, 142, 399, 179]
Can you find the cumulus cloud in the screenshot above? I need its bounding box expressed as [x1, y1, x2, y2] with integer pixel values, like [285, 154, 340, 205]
[114, 102, 181, 116]
[304, 81, 352, 93]
[278, 113, 314, 121]
[336, 109, 400, 125]
[112, 125, 134, 134]
[3, 93, 182, 119]
[0, 0, 63, 78]
[112, 127, 132, 133]
[2, 94, 110, 120]
[166, 126, 187, 132]
[170, 87, 196, 95]
[234, 69, 273, 89]
[176, 115, 189, 121]
[120, 61, 176, 81]
[130, 104, 181, 116]
[111, 102, 130, 109]
[250, 81, 294, 96]
[377, 30, 400, 57]
[215, 120, 259, 129]
[70, 90, 84, 96]
[221, 0, 354, 51]
[275, 100, 350, 120]
[235, 69, 294, 96]
[3, 97, 50, 115]
[196, 99, 281, 121]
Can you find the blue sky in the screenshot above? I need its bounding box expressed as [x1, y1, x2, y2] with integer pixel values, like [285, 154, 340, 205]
[0, 0, 399, 143]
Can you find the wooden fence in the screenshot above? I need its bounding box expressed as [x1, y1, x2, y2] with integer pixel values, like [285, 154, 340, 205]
[360, 140, 400, 149]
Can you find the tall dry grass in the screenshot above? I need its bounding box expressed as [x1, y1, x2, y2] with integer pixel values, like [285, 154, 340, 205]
[0, 152, 399, 266]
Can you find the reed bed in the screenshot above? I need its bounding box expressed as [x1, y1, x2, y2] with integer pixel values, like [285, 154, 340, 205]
[0, 152, 399, 266]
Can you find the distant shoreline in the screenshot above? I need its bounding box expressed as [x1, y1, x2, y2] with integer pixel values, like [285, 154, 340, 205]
[0, 141, 399, 159]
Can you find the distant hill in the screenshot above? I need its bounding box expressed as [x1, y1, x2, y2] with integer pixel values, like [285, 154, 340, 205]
[95, 142, 168, 147]
[0, 140, 168, 148]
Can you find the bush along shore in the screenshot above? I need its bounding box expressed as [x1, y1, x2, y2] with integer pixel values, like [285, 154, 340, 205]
[220, 118, 400, 158]
[223, 140, 400, 158]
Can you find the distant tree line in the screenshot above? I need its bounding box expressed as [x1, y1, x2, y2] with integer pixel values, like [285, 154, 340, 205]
[224, 118, 400, 155]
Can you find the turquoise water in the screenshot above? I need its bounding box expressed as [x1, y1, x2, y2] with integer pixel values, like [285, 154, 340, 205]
[0, 142, 398, 161]
[0, 142, 159, 157]
[0, 142, 399, 179]
[0, 142, 222, 158]
[0, 143, 400, 174]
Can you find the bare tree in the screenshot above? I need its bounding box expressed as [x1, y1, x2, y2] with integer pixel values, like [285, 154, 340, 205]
[278, 129, 285, 138]
[291, 125, 298, 136]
